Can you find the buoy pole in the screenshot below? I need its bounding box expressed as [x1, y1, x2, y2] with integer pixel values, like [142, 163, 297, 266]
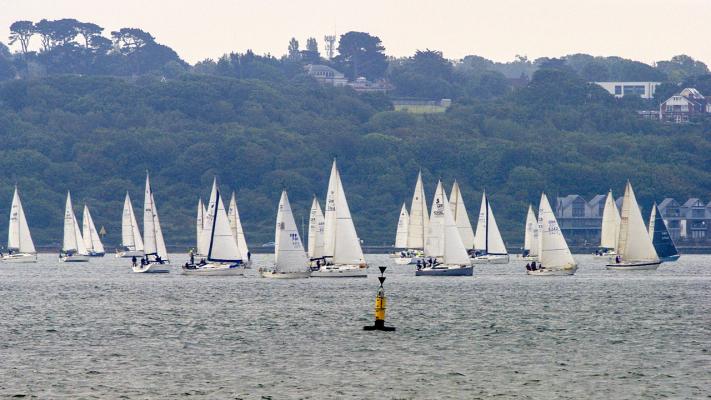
[364, 266, 396, 331]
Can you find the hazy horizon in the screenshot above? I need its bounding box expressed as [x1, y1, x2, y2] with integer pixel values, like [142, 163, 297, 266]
[2, 0, 710, 66]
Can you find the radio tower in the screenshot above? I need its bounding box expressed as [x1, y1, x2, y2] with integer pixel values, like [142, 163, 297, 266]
[324, 34, 336, 60]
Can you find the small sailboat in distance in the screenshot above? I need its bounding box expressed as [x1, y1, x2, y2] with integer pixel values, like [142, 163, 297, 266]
[520, 204, 538, 261]
[393, 171, 428, 265]
[228, 191, 251, 267]
[260, 190, 311, 278]
[182, 184, 246, 276]
[60, 191, 90, 262]
[394, 203, 409, 249]
[606, 181, 660, 270]
[82, 205, 105, 257]
[649, 202, 680, 262]
[527, 193, 577, 276]
[471, 191, 509, 264]
[133, 173, 170, 273]
[596, 190, 620, 257]
[193, 197, 206, 257]
[2, 186, 37, 263]
[308, 196, 326, 264]
[416, 180, 473, 276]
[450, 180, 476, 250]
[116, 192, 144, 258]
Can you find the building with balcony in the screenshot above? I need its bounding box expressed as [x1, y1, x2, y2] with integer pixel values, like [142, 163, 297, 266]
[594, 81, 660, 99]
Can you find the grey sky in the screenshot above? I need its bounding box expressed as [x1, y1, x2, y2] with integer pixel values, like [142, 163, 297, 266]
[2, 0, 709, 65]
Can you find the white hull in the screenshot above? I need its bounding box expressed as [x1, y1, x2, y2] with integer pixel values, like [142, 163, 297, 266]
[133, 262, 171, 273]
[60, 254, 90, 262]
[311, 265, 368, 278]
[181, 263, 245, 276]
[471, 254, 510, 264]
[518, 255, 538, 261]
[394, 256, 424, 265]
[260, 270, 311, 279]
[606, 262, 660, 271]
[527, 266, 577, 276]
[1, 253, 37, 263]
[116, 249, 144, 258]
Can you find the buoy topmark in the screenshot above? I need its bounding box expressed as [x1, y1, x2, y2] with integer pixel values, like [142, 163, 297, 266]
[364, 266, 396, 332]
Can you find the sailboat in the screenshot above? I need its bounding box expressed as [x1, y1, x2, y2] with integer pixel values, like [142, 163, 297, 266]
[311, 160, 368, 278]
[450, 181, 476, 249]
[2, 186, 37, 263]
[115, 192, 144, 258]
[393, 203, 409, 248]
[471, 191, 509, 264]
[193, 197, 206, 257]
[527, 193, 577, 276]
[133, 174, 170, 273]
[308, 196, 325, 263]
[606, 181, 660, 270]
[228, 191, 251, 267]
[393, 171, 428, 265]
[597, 190, 620, 256]
[60, 191, 90, 262]
[416, 180, 473, 276]
[260, 190, 311, 278]
[648, 203, 680, 262]
[82, 205, 105, 257]
[196, 178, 217, 261]
[182, 185, 246, 276]
[520, 205, 538, 261]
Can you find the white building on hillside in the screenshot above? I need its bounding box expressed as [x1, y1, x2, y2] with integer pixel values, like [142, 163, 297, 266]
[593, 82, 660, 99]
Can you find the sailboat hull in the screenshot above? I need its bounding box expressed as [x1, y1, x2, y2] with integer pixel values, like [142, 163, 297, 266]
[115, 249, 144, 258]
[415, 265, 473, 276]
[181, 263, 245, 276]
[527, 267, 577, 276]
[133, 262, 170, 273]
[606, 262, 660, 271]
[470, 254, 510, 264]
[88, 251, 105, 257]
[660, 255, 680, 263]
[60, 254, 90, 262]
[311, 265, 368, 278]
[260, 270, 311, 279]
[1, 253, 37, 263]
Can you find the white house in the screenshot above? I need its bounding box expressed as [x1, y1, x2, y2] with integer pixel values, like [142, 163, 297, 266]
[304, 64, 348, 87]
[593, 82, 660, 99]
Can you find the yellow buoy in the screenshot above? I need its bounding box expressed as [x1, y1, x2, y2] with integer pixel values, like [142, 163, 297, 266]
[364, 266, 396, 331]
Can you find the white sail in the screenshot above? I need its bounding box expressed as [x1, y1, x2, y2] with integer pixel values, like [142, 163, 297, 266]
[648, 204, 656, 238]
[152, 193, 168, 260]
[450, 181, 476, 249]
[524, 205, 537, 255]
[473, 192, 507, 254]
[538, 193, 576, 269]
[600, 190, 621, 250]
[82, 205, 104, 254]
[121, 193, 143, 251]
[63, 192, 88, 254]
[196, 198, 204, 251]
[406, 171, 428, 249]
[308, 197, 325, 259]
[199, 178, 217, 256]
[8, 187, 35, 254]
[424, 181, 446, 258]
[442, 186, 471, 265]
[322, 160, 365, 265]
[207, 188, 243, 262]
[394, 203, 409, 248]
[617, 182, 658, 263]
[228, 191, 249, 257]
[143, 175, 157, 256]
[274, 190, 309, 272]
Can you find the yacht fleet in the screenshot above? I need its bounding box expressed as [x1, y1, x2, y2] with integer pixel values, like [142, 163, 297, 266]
[0, 167, 680, 276]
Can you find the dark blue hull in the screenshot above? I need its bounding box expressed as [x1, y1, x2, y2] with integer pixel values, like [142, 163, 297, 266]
[415, 266, 473, 276]
[660, 254, 680, 263]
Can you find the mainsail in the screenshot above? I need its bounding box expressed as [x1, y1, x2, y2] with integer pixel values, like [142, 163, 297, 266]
[322, 160, 365, 265]
[600, 190, 621, 250]
[617, 181, 658, 263]
[82, 205, 104, 254]
[406, 171, 429, 249]
[538, 193, 576, 269]
[121, 192, 143, 252]
[143, 174, 169, 261]
[449, 181, 475, 249]
[207, 188, 243, 262]
[394, 203, 409, 248]
[442, 185, 470, 265]
[63, 192, 88, 255]
[308, 197, 325, 259]
[7, 187, 35, 254]
[274, 190, 309, 272]
[199, 178, 218, 256]
[228, 191, 249, 257]
[473, 192, 507, 255]
[649, 203, 679, 260]
[424, 181, 446, 258]
[196, 198, 204, 251]
[524, 205, 538, 257]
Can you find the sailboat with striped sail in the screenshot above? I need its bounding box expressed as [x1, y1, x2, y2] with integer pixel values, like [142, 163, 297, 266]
[82, 205, 105, 257]
[648, 202, 680, 262]
[520, 204, 539, 261]
[2, 186, 37, 263]
[416, 180, 473, 276]
[60, 191, 90, 262]
[311, 160, 368, 277]
[115, 192, 144, 258]
[133, 173, 170, 273]
[606, 181, 660, 270]
[471, 191, 509, 264]
[393, 171, 428, 265]
[261, 190, 311, 279]
[527, 193, 577, 276]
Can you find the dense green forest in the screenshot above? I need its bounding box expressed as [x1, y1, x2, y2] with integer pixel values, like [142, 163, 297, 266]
[1, 19, 711, 249]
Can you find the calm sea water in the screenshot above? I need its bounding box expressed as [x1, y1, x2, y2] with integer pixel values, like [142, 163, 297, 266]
[1, 253, 710, 399]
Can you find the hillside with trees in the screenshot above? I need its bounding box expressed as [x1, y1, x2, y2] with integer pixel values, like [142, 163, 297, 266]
[1, 19, 711, 249]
